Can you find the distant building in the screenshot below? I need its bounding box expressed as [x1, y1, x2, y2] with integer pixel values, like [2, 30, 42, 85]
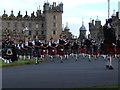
[78, 19, 87, 40]
[89, 11, 120, 42]
[2, 2, 63, 42]
[89, 17, 103, 42]
[62, 23, 73, 40]
[111, 11, 120, 39]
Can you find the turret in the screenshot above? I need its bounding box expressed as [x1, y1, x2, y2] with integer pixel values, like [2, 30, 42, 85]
[9, 10, 15, 18]
[95, 16, 101, 28]
[43, 2, 49, 12]
[59, 2, 63, 13]
[79, 18, 87, 40]
[89, 18, 94, 30]
[64, 22, 70, 31]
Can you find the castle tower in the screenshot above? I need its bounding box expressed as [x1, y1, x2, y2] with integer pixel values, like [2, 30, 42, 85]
[79, 19, 87, 40]
[62, 23, 72, 39]
[43, 2, 63, 41]
[89, 17, 103, 42]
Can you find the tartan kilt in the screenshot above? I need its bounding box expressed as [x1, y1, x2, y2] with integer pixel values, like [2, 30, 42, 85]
[41, 49, 47, 55]
[71, 49, 74, 53]
[33, 48, 40, 57]
[80, 48, 86, 53]
[104, 44, 115, 55]
[116, 48, 120, 54]
[57, 45, 65, 56]
[93, 50, 98, 55]
[48, 49, 56, 55]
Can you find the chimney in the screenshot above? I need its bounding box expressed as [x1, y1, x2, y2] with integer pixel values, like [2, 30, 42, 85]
[92, 19, 94, 25]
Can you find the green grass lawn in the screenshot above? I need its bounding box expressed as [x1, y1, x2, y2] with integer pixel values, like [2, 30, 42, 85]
[0, 58, 46, 67]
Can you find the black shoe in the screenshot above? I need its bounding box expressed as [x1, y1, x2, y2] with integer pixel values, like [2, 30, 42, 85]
[106, 65, 109, 68]
[109, 66, 114, 70]
[76, 59, 77, 61]
[61, 61, 63, 63]
[89, 59, 91, 62]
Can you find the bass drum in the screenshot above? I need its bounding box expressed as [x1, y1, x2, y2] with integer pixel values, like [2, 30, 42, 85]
[6, 48, 13, 56]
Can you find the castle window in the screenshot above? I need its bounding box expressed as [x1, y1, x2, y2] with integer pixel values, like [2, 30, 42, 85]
[42, 24, 44, 28]
[14, 22, 17, 28]
[36, 24, 38, 28]
[22, 23, 25, 27]
[53, 15, 57, 20]
[36, 31, 38, 35]
[7, 22, 10, 27]
[29, 23, 32, 28]
[53, 30, 57, 35]
[7, 29, 10, 33]
[41, 31, 44, 35]
[29, 31, 31, 36]
[53, 22, 57, 27]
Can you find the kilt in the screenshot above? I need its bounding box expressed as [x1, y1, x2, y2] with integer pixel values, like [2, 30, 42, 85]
[86, 47, 92, 54]
[104, 44, 115, 55]
[74, 49, 79, 54]
[57, 45, 65, 56]
[71, 49, 74, 53]
[93, 51, 98, 55]
[33, 48, 41, 57]
[80, 48, 86, 53]
[18, 49, 24, 56]
[116, 48, 120, 54]
[48, 49, 56, 55]
[26, 48, 33, 56]
[41, 49, 46, 55]
[65, 48, 70, 55]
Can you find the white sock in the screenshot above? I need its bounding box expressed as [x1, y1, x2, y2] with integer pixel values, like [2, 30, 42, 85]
[7, 60, 10, 63]
[60, 56, 62, 60]
[9, 59, 12, 63]
[109, 56, 112, 66]
[4, 59, 7, 63]
[75, 54, 77, 60]
[89, 55, 91, 60]
[24, 55, 26, 60]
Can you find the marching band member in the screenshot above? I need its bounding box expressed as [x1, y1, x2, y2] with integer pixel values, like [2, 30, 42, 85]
[72, 39, 80, 61]
[92, 40, 98, 60]
[22, 41, 28, 60]
[32, 36, 42, 64]
[99, 40, 106, 60]
[25, 37, 33, 59]
[48, 38, 57, 61]
[56, 34, 66, 63]
[80, 38, 86, 58]
[17, 40, 24, 59]
[103, 19, 116, 69]
[84, 34, 93, 62]
[64, 38, 71, 60]
[41, 40, 48, 59]
[2, 34, 17, 63]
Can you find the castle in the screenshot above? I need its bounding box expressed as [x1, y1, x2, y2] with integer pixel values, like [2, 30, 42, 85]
[89, 11, 120, 42]
[1, 1, 63, 42]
